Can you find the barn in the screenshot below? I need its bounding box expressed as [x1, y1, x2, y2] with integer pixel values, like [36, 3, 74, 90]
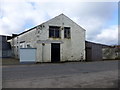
[9, 14, 86, 62]
[85, 41, 109, 61]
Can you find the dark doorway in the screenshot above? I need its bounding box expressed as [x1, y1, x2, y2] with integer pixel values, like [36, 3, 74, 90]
[51, 43, 60, 62]
[86, 47, 92, 61]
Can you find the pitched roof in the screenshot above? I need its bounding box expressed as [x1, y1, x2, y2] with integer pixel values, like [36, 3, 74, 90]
[12, 13, 85, 38]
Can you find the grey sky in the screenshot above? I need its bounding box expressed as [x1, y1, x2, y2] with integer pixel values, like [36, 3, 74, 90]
[0, 1, 118, 45]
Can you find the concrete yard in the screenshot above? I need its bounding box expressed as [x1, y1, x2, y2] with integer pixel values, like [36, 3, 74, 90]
[2, 60, 119, 88]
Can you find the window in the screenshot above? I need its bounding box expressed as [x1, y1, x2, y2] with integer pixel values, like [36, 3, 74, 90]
[49, 26, 60, 38]
[64, 27, 71, 38]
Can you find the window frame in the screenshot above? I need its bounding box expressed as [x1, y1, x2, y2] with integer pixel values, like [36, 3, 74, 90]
[49, 26, 61, 38]
[64, 27, 71, 39]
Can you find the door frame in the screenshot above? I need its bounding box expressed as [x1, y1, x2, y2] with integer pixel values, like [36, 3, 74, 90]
[51, 43, 60, 62]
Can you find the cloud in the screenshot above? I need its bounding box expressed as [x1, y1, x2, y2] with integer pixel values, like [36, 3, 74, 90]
[0, 1, 118, 45]
[0, 1, 49, 35]
[67, 2, 118, 45]
[94, 25, 118, 45]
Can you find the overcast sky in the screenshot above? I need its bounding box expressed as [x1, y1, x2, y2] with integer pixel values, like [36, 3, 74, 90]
[0, 0, 118, 45]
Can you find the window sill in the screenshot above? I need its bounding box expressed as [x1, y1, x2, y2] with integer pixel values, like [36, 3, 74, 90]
[49, 37, 61, 39]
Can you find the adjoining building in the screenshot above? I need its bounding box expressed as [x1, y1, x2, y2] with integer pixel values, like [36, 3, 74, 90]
[85, 41, 109, 61]
[8, 14, 86, 62]
[0, 35, 12, 58]
[85, 41, 120, 61]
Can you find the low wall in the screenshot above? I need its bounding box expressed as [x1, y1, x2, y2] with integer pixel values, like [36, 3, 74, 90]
[102, 47, 120, 60]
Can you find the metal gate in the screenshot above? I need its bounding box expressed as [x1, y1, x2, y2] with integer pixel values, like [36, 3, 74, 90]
[20, 48, 36, 62]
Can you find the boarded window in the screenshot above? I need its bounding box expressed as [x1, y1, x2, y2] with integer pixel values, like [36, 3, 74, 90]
[64, 27, 71, 38]
[49, 26, 60, 38]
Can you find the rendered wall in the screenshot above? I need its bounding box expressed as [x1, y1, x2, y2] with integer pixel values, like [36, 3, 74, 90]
[10, 14, 85, 62]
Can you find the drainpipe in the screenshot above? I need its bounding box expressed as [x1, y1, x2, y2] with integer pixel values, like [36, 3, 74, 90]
[42, 43, 45, 62]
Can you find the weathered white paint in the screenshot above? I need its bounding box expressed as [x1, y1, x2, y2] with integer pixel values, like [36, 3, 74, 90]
[10, 14, 86, 62]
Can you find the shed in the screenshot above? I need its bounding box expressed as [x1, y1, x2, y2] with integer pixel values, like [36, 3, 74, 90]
[85, 41, 108, 61]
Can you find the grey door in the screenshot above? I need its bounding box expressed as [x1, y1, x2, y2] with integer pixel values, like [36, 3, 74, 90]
[86, 47, 92, 61]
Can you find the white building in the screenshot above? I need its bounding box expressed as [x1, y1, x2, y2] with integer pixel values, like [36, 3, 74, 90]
[9, 14, 86, 62]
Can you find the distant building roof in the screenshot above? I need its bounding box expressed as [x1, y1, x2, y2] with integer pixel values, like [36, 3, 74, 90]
[85, 41, 110, 47]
